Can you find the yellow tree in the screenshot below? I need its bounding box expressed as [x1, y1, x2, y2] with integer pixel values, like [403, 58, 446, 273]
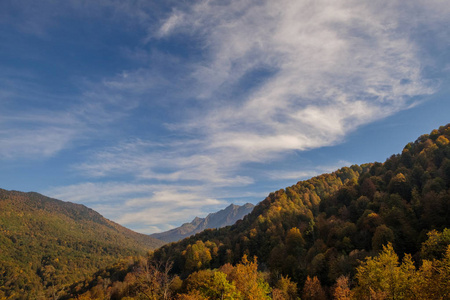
[437, 246, 450, 297]
[228, 255, 271, 300]
[354, 243, 416, 300]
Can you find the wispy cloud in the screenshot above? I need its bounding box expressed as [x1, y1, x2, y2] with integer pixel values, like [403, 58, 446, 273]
[0, 127, 77, 159]
[62, 0, 447, 233]
[74, 139, 254, 187]
[157, 0, 436, 161]
[0, 66, 163, 160]
[0, 104, 83, 159]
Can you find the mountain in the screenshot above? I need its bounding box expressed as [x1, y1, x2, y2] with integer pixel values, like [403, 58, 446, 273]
[0, 189, 165, 299]
[151, 203, 255, 242]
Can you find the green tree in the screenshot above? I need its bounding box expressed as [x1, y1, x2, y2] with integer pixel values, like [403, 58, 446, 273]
[183, 270, 240, 300]
[372, 225, 395, 252]
[207, 272, 241, 300]
[183, 241, 212, 272]
[286, 227, 305, 256]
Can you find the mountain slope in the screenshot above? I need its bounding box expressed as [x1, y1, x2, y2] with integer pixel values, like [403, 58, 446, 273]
[151, 124, 450, 284]
[63, 124, 450, 299]
[151, 203, 255, 242]
[0, 189, 165, 299]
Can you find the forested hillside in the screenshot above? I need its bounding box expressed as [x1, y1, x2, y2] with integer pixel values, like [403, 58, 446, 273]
[65, 124, 450, 299]
[154, 124, 450, 280]
[0, 190, 165, 299]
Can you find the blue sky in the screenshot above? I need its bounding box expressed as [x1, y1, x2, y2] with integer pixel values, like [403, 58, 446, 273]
[1, 0, 449, 234]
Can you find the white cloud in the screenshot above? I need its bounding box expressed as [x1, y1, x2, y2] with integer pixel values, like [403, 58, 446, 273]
[157, 10, 185, 37]
[159, 0, 437, 163]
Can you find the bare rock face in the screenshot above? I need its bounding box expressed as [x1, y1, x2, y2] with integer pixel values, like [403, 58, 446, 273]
[150, 203, 255, 243]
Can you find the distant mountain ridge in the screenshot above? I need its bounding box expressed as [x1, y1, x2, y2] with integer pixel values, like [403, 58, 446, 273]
[151, 203, 255, 242]
[0, 189, 165, 298]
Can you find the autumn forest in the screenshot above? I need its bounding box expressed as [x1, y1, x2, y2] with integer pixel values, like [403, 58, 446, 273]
[2, 124, 450, 299]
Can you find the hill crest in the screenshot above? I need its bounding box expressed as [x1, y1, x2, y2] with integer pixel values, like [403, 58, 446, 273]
[0, 189, 165, 298]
